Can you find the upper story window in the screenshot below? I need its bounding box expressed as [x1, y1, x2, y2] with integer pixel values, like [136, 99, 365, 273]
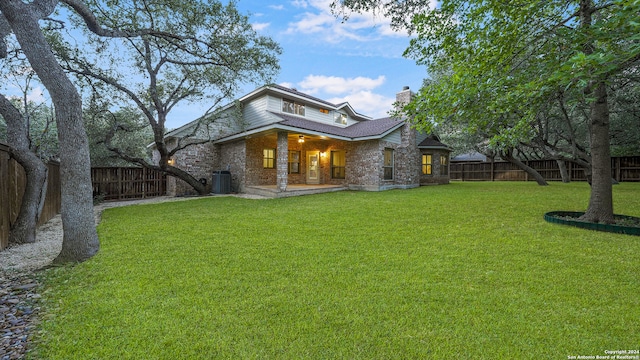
[334, 113, 347, 125]
[283, 99, 305, 116]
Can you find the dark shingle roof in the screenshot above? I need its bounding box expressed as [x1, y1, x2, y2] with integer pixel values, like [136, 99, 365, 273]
[418, 135, 451, 150]
[270, 112, 404, 139]
[269, 84, 337, 108]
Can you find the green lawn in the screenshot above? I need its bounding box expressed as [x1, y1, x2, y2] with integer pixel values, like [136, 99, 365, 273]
[33, 182, 640, 359]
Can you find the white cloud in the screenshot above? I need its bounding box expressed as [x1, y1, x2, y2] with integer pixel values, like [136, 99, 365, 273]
[284, 0, 413, 43]
[329, 91, 394, 119]
[298, 74, 386, 95]
[292, 74, 392, 118]
[268, 5, 284, 10]
[291, 0, 309, 8]
[252, 22, 271, 31]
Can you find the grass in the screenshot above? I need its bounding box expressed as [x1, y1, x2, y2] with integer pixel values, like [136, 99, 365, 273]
[32, 182, 640, 359]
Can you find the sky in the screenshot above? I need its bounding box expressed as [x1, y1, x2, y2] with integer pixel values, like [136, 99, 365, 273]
[3, 0, 434, 130]
[164, 0, 432, 129]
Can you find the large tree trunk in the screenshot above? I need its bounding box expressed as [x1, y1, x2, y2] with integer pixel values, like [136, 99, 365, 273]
[556, 159, 570, 183]
[0, 94, 48, 244]
[581, 82, 614, 223]
[1, 0, 99, 262]
[503, 150, 548, 185]
[578, 0, 614, 223]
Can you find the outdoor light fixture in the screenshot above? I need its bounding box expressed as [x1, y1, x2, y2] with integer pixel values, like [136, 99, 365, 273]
[167, 158, 175, 166]
[298, 135, 305, 143]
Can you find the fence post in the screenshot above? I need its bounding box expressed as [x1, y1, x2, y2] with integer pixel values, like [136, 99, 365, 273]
[117, 167, 122, 200]
[142, 167, 147, 199]
[491, 160, 494, 181]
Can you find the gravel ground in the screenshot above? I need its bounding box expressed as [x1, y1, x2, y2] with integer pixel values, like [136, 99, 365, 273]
[0, 193, 264, 359]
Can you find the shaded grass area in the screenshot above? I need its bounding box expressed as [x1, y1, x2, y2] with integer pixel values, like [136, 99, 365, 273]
[33, 182, 640, 359]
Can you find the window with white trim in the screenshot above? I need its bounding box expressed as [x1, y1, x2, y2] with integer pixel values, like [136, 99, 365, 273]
[283, 99, 305, 116]
[288, 151, 300, 174]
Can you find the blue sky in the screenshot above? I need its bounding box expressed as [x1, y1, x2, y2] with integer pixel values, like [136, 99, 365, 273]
[167, 0, 432, 128]
[225, 0, 429, 126]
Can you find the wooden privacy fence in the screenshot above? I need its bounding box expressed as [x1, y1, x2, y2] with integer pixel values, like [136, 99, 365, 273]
[91, 167, 166, 201]
[1, 143, 61, 250]
[450, 156, 640, 182]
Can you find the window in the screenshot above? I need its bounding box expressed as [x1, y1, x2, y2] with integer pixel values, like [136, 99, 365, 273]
[263, 148, 275, 169]
[288, 151, 300, 174]
[331, 150, 346, 179]
[383, 148, 394, 180]
[334, 113, 347, 125]
[440, 154, 449, 175]
[283, 99, 305, 116]
[422, 154, 432, 175]
[319, 108, 329, 114]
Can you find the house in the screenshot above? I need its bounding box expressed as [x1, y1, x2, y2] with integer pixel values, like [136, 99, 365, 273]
[451, 151, 488, 163]
[155, 84, 451, 197]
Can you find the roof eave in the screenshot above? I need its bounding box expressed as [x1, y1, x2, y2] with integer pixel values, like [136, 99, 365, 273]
[352, 123, 405, 141]
[212, 123, 354, 144]
[418, 145, 453, 151]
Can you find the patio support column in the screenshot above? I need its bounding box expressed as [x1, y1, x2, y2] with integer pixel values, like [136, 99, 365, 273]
[277, 131, 288, 192]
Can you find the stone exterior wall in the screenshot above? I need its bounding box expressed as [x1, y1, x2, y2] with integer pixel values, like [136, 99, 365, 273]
[420, 149, 450, 185]
[156, 139, 218, 196]
[347, 140, 384, 191]
[219, 141, 246, 193]
[276, 132, 289, 191]
[394, 123, 421, 188]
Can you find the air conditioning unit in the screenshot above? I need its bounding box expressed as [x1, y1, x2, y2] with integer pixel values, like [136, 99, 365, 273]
[212, 170, 231, 194]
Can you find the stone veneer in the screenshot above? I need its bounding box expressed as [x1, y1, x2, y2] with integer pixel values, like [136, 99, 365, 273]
[219, 141, 246, 193]
[419, 149, 450, 185]
[157, 139, 218, 196]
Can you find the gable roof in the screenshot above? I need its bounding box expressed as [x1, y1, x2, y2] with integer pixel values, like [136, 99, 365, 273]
[214, 112, 405, 144]
[163, 84, 399, 145]
[164, 84, 374, 139]
[248, 84, 372, 121]
[272, 113, 404, 139]
[418, 135, 452, 151]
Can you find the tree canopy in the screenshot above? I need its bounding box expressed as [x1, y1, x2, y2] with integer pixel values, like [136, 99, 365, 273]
[334, 0, 640, 222]
[57, 0, 281, 194]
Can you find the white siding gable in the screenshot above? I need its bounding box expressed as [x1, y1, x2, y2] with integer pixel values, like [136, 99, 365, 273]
[242, 94, 272, 128]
